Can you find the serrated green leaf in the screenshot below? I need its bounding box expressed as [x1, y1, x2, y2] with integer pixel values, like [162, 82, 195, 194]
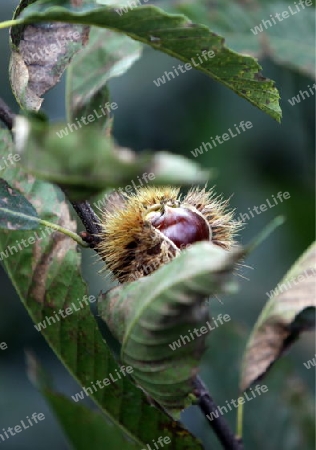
[10, 0, 89, 110]
[9, 0, 282, 121]
[167, 0, 315, 77]
[67, 26, 142, 129]
[0, 126, 202, 450]
[99, 242, 241, 416]
[0, 178, 39, 230]
[240, 241, 316, 391]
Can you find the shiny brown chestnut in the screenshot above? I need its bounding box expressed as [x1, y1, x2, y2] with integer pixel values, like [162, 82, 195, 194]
[148, 205, 211, 249]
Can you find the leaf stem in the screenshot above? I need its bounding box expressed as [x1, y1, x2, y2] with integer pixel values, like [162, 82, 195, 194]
[39, 219, 89, 247]
[245, 216, 285, 255]
[236, 400, 244, 440]
[0, 19, 22, 29]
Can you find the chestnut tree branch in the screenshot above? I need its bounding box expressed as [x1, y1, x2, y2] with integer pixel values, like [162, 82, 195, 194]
[193, 376, 243, 450]
[0, 97, 243, 450]
[70, 200, 102, 249]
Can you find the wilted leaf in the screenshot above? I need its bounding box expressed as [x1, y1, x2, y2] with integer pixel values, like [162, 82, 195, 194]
[0, 125, 202, 450]
[99, 242, 241, 416]
[152, 151, 211, 186]
[12, 0, 282, 121]
[14, 115, 152, 200]
[0, 178, 39, 230]
[10, 0, 89, 110]
[13, 114, 209, 200]
[198, 323, 316, 450]
[67, 26, 142, 130]
[241, 242, 316, 391]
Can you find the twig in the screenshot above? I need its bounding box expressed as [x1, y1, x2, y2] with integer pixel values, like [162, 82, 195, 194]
[193, 376, 243, 450]
[0, 98, 15, 130]
[70, 200, 102, 249]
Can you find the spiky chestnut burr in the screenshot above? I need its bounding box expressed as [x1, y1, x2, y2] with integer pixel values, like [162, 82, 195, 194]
[97, 186, 239, 283]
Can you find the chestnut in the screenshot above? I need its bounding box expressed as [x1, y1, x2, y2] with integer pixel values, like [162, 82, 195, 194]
[148, 205, 211, 249]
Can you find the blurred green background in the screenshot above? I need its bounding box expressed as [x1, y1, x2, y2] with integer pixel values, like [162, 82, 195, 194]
[0, 1, 315, 449]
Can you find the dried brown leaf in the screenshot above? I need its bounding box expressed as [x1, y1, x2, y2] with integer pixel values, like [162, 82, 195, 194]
[241, 242, 316, 391]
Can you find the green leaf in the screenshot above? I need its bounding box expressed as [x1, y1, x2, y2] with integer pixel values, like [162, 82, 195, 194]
[99, 242, 241, 416]
[9, 0, 282, 121]
[45, 391, 142, 450]
[10, 0, 89, 110]
[167, 0, 315, 77]
[14, 114, 209, 200]
[240, 241, 316, 391]
[26, 352, 139, 450]
[66, 26, 142, 129]
[0, 177, 39, 230]
[0, 126, 202, 450]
